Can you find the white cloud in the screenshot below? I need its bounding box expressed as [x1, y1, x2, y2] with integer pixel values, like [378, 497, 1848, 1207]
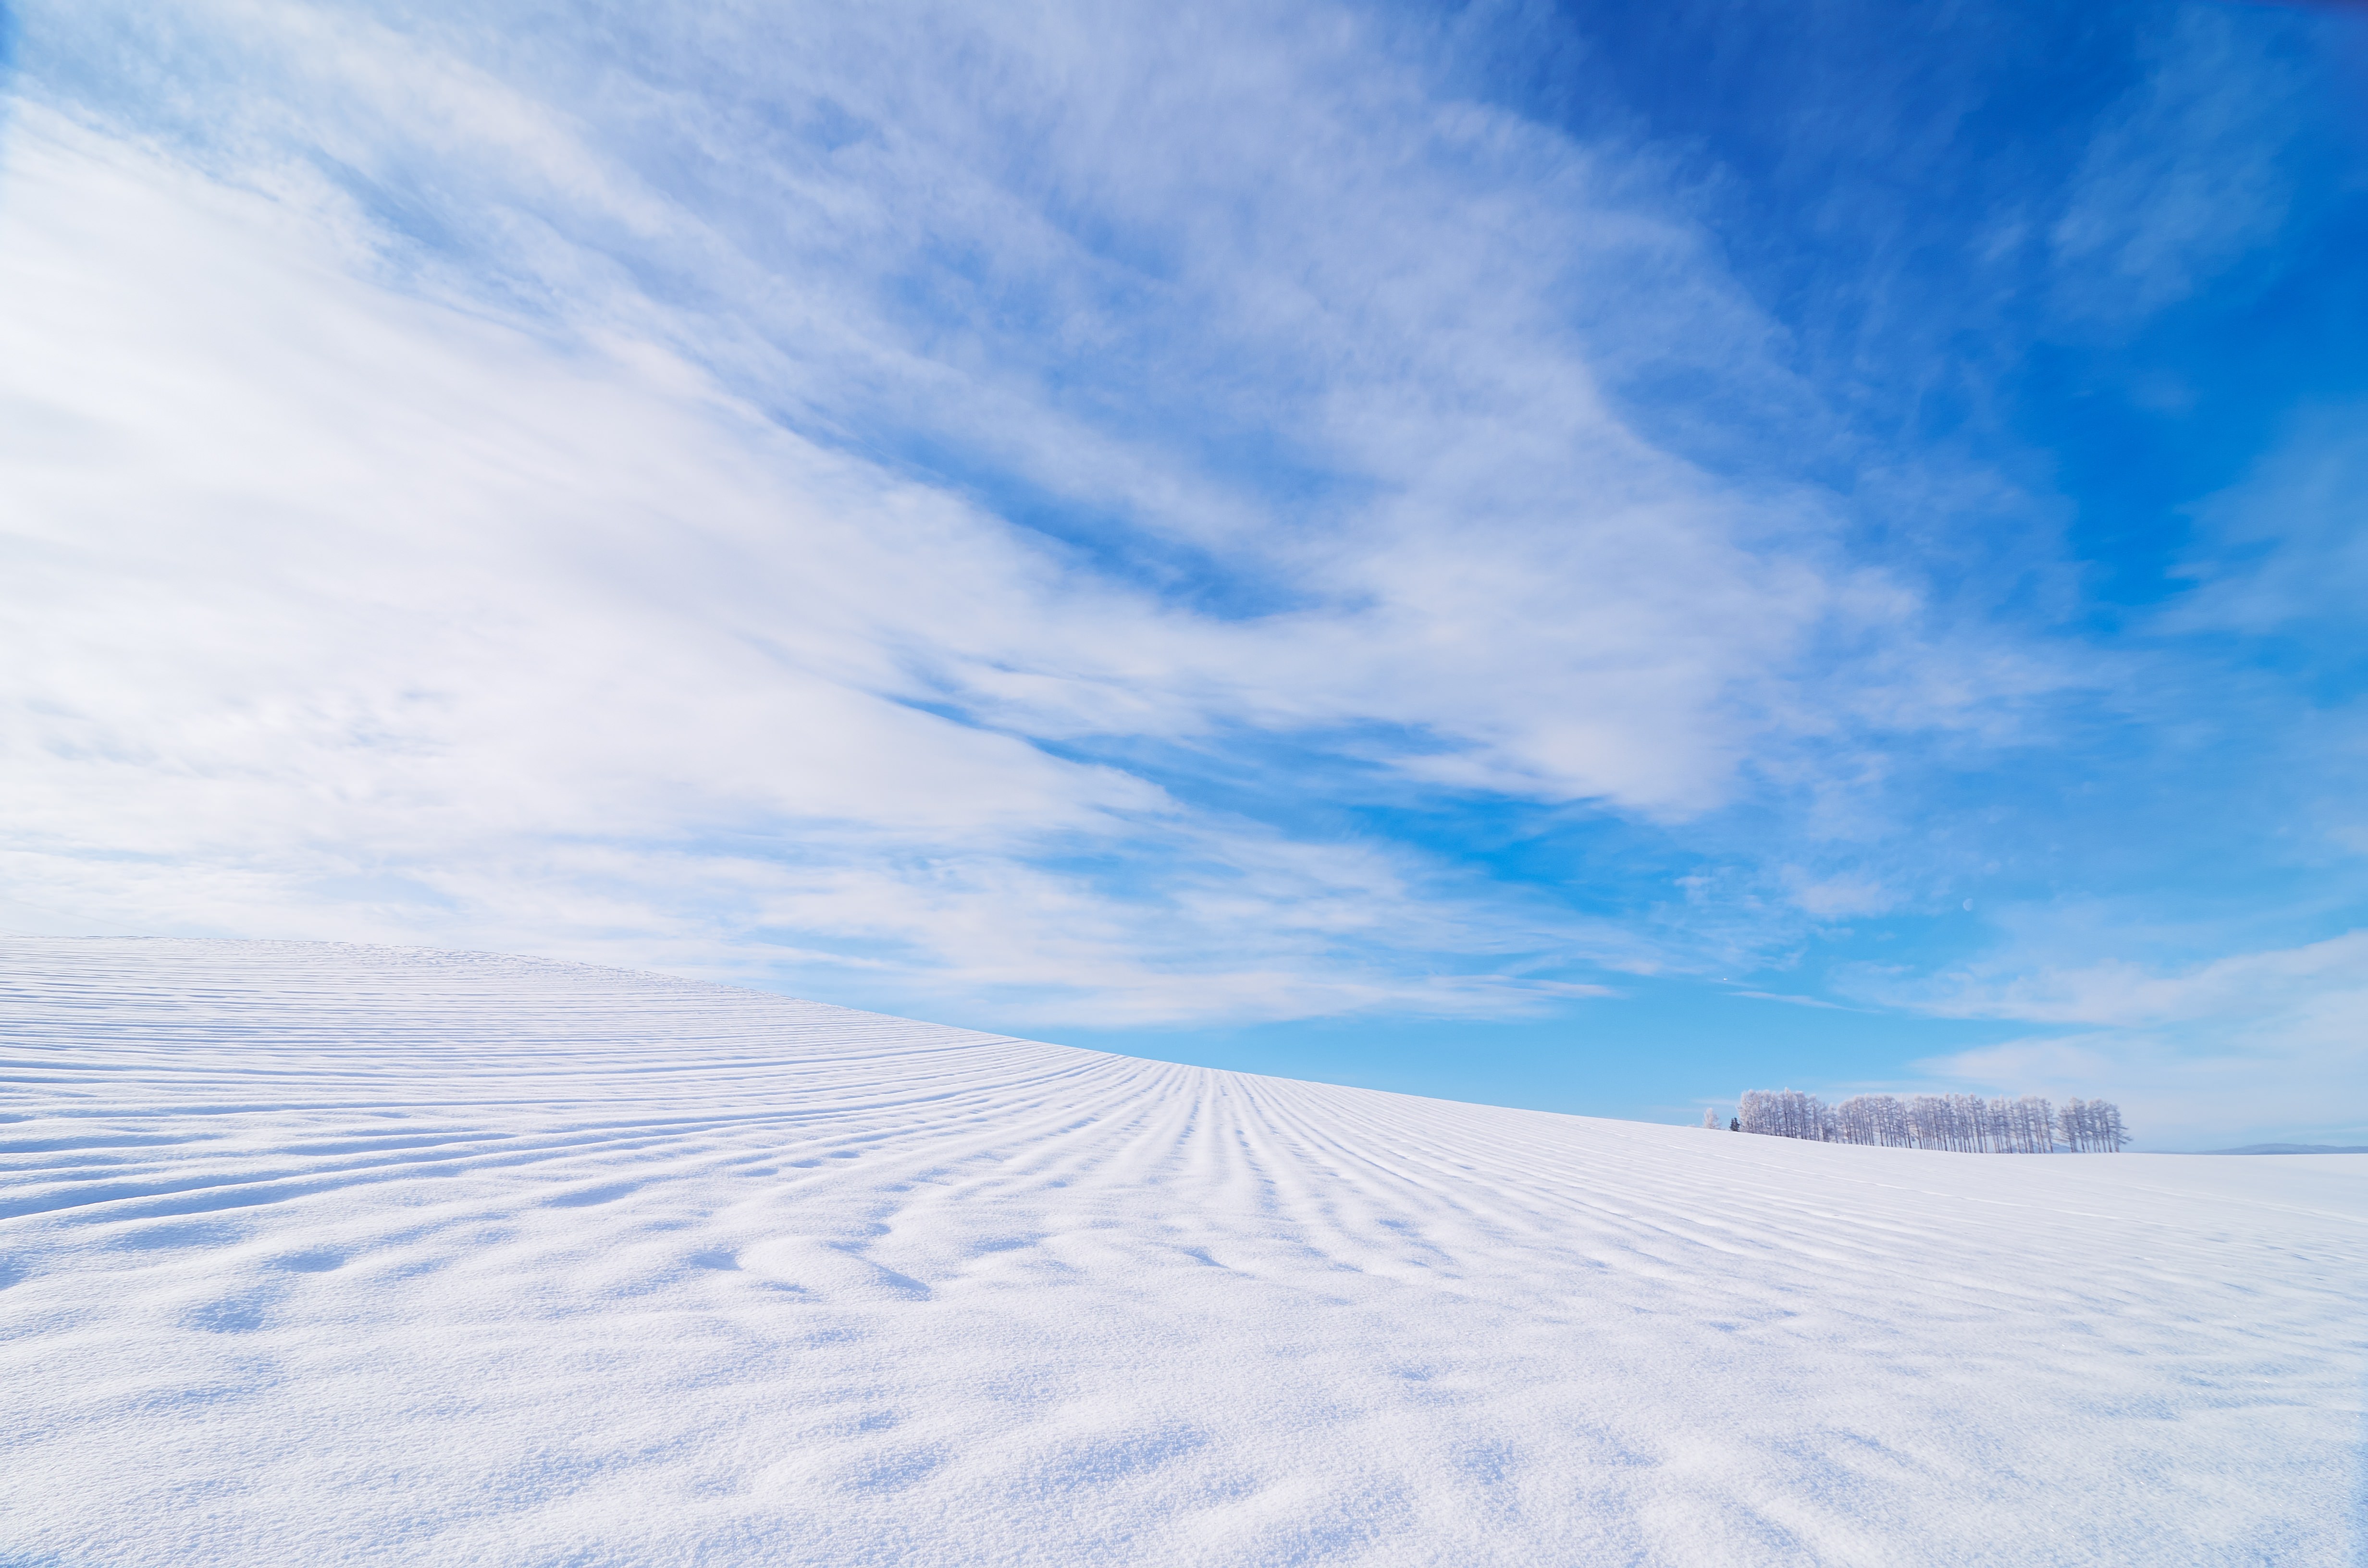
[22, 0, 2018, 791]
[2049, 5, 2302, 320]
[1860, 931, 2368, 1146]
[0, 0, 2070, 1026]
[1784, 871, 1897, 919]
[1891, 930, 2368, 1028]
[0, 104, 1664, 1020]
[2166, 403, 2368, 637]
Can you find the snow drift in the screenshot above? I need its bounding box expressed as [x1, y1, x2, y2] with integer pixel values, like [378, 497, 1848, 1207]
[1, 939, 2361, 1565]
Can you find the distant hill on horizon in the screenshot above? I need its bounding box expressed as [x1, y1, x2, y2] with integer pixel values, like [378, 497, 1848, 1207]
[2192, 1143, 2368, 1155]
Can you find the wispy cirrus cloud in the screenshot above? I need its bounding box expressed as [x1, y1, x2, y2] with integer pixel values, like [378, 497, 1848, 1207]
[1868, 929, 2368, 1029]
[2049, 6, 2307, 322]
[0, 0, 2009, 1025]
[2167, 404, 2368, 642]
[0, 86, 1718, 1022]
[5, 0, 2366, 1149]
[1834, 923, 2368, 1145]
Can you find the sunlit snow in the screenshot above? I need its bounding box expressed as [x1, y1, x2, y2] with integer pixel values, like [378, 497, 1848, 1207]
[3, 940, 2360, 1564]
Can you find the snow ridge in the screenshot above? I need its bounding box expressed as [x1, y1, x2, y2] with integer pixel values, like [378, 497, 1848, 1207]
[2, 940, 2362, 1565]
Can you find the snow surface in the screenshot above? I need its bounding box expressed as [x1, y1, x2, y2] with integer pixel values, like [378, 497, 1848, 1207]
[2, 940, 2362, 1566]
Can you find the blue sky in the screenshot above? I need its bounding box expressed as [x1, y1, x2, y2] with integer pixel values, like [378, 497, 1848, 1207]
[3, 0, 2365, 1146]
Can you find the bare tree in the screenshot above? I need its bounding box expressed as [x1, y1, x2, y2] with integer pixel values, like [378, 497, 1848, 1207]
[1739, 1090, 1833, 1141]
[2059, 1099, 2129, 1152]
[1907, 1095, 1952, 1150]
[1741, 1089, 2123, 1152]
[1828, 1094, 1915, 1148]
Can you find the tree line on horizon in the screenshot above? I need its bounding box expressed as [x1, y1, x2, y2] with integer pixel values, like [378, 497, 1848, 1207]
[1709, 1090, 2129, 1152]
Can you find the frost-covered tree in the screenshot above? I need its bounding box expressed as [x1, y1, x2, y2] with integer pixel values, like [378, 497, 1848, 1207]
[2014, 1096, 2058, 1153]
[1829, 1094, 1912, 1147]
[1741, 1088, 2124, 1152]
[1830, 1095, 1875, 1145]
[1966, 1095, 2055, 1153]
[1907, 1095, 1957, 1150]
[1743, 1094, 2131, 1156]
[2060, 1099, 2130, 1152]
[1702, 1107, 1721, 1129]
[1739, 1090, 1830, 1141]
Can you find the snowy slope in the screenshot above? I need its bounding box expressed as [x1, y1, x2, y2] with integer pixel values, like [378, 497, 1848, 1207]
[1, 940, 2361, 1566]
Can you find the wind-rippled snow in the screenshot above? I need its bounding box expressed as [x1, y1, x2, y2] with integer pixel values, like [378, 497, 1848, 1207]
[2, 940, 2361, 1565]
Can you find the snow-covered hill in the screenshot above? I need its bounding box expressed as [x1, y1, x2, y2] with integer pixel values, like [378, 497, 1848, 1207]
[2, 940, 2361, 1565]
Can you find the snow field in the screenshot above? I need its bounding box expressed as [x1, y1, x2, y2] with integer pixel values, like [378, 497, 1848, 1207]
[1, 939, 2362, 1565]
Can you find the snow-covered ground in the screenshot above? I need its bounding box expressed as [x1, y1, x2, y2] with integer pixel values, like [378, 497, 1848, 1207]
[3, 940, 2361, 1566]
